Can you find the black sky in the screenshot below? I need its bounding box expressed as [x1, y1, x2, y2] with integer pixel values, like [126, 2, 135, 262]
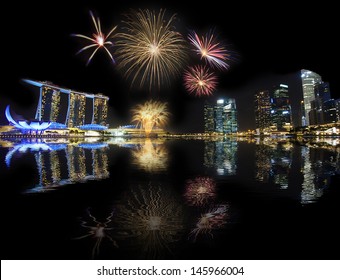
[1, 1, 338, 132]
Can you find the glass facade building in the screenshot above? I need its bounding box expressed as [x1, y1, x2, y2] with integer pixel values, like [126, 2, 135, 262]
[301, 69, 322, 126]
[254, 90, 271, 132]
[204, 98, 238, 134]
[271, 84, 292, 131]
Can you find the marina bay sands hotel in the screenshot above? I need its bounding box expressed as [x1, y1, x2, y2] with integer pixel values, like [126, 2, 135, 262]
[23, 79, 109, 130]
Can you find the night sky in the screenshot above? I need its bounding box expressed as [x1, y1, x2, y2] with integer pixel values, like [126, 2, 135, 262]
[1, 1, 338, 132]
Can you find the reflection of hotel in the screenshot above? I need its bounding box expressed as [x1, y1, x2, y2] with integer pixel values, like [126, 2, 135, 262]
[6, 141, 109, 192]
[24, 79, 109, 129]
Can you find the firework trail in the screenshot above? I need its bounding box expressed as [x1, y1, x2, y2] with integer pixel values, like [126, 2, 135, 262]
[72, 10, 117, 65]
[183, 65, 218, 96]
[115, 9, 188, 90]
[188, 30, 230, 70]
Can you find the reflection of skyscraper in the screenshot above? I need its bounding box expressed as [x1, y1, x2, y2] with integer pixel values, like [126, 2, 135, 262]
[254, 90, 271, 133]
[204, 98, 238, 134]
[254, 140, 292, 189]
[301, 69, 322, 126]
[204, 139, 238, 175]
[254, 143, 272, 182]
[67, 145, 86, 182]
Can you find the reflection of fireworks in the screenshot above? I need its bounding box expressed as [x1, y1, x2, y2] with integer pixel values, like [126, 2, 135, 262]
[72, 10, 117, 65]
[115, 184, 184, 259]
[131, 139, 168, 172]
[184, 176, 216, 206]
[184, 65, 217, 96]
[189, 204, 228, 242]
[74, 208, 118, 259]
[115, 9, 187, 90]
[131, 100, 170, 136]
[188, 30, 230, 70]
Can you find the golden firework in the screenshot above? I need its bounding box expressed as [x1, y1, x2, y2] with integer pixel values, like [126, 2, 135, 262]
[115, 9, 188, 90]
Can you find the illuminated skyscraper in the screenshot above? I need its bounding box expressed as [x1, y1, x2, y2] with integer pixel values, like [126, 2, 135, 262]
[204, 102, 215, 133]
[93, 95, 109, 126]
[301, 69, 322, 126]
[36, 85, 62, 122]
[271, 84, 292, 131]
[23, 79, 109, 129]
[254, 90, 271, 132]
[67, 92, 87, 127]
[204, 98, 237, 134]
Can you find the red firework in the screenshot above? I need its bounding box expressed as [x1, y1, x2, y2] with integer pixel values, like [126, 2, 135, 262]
[183, 65, 218, 97]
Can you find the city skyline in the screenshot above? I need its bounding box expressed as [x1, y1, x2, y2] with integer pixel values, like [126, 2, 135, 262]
[1, 1, 338, 132]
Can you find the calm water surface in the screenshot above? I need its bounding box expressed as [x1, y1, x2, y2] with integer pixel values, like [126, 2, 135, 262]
[1, 136, 339, 260]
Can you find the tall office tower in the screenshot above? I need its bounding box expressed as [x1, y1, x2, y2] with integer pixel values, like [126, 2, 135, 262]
[254, 90, 271, 132]
[271, 84, 292, 131]
[309, 98, 324, 125]
[66, 92, 87, 128]
[310, 82, 334, 125]
[215, 98, 238, 134]
[336, 99, 340, 122]
[204, 102, 215, 133]
[36, 84, 61, 122]
[323, 99, 337, 124]
[315, 82, 331, 101]
[204, 98, 238, 134]
[301, 69, 322, 126]
[93, 95, 109, 126]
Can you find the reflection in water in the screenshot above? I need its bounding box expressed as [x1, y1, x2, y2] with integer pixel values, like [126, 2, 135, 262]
[300, 145, 339, 204]
[130, 138, 168, 172]
[204, 139, 237, 175]
[184, 176, 216, 206]
[4, 139, 109, 192]
[254, 139, 293, 189]
[115, 183, 184, 259]
[253, 137, 339, 204]
[189, 204, 228, 242]
[74, 208, 118, 259]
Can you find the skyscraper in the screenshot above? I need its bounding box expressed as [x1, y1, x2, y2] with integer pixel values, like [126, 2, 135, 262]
[93, 95, 109, 126]
[271, 84, 292, 131]
[254, 90, 271, 133]
[23, 79, 109, 129]
[301, 69, 322, 126]
[35, 83, 62, 122]
[204, 98, 238, 134]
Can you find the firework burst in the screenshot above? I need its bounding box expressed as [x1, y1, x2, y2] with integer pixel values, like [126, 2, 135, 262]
[72, 10, 117, 65]
[114, 184, 184, 259]
[184, 176, 216, 206]
[184, 65, 218, 96]
[189, 204, 228, 242]
[131, 139, 169, 173]
[115, 9, 188, 90]
[188, 30, 230, 70]
[131, 100, 170, 136]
